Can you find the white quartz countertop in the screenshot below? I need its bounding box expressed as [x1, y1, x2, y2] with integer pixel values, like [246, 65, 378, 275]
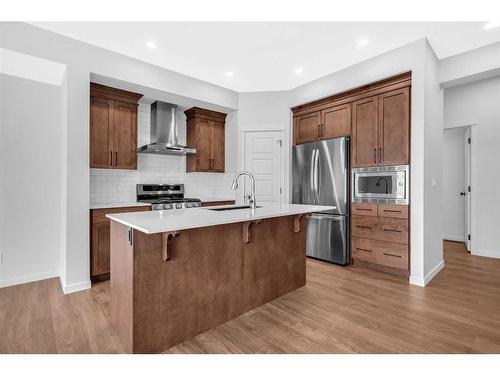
[106, 203, 335, 234]
[90, 202, 151, 210]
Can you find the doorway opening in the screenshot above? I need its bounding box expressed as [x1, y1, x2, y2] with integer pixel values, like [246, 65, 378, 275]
[443, 126, 472, 252]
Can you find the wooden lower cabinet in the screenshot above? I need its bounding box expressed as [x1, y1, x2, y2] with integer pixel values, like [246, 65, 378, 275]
[90, 206, 150, 281]
[351, 203, 409, 277]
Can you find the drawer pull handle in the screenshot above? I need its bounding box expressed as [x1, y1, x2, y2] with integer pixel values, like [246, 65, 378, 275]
[383, 252, 402, 258]
[383, 209, 402, 213]
[356, 208, 372, 211]
[356, 225, 372, 230]
[356, 248, 372, 253]
[383, 228, 402, 233]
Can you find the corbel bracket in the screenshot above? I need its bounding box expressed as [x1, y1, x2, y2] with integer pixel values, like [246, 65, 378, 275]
[242, 220, 262, 244]
[294, 213, 312, 233]
[162, 231, 180, 261]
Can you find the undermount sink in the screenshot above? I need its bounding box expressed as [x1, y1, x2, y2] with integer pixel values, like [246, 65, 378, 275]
[208, 205, 262, 211]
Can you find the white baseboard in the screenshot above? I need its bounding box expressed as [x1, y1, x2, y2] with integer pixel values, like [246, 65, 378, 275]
[471, 250, 500, 260]
[443, 235, 465, 242]
[409, 260, 445, 287]
[0, 269, 59, 288]
[61, 279, 91, 294]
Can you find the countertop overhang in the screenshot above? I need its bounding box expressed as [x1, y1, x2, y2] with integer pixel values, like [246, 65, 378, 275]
[106, 203, 335, 234]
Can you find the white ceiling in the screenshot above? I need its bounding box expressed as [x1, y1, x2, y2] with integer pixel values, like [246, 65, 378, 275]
[31, 22, 500, 92]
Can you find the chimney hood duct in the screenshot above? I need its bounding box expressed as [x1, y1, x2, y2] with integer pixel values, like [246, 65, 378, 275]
[137, 101, 196, 155]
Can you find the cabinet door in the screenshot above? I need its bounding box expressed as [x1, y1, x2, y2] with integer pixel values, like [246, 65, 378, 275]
[90, 97, 113, 168]
[294, 112, 320, 144]
[352, 96, 378, 167]
[113, 101, 137, 170]
[378, 88, 410, 165]
[320, 104, 351, 139]
[91, 222, 110, 277]
[196, 119, 212, 172]
[211, 121, 225, 172]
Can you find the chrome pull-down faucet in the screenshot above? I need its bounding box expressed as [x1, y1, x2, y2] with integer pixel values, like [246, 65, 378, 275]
[231, 171, 257, 211]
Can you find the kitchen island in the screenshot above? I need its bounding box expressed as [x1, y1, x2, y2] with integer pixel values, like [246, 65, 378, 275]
[107, 203, 334, 353]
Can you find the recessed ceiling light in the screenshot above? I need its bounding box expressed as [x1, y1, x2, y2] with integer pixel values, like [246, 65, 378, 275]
[295, 67, 303, 75]
[225, 71, 234, 77]
[146, 41, 157, 49]
[357, 38, 369, 47]
[483, 21, 500, 30]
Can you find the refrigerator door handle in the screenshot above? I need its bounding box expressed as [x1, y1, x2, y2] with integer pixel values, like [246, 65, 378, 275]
[314, 148, 320, 202]
[310, 149, 316, 202]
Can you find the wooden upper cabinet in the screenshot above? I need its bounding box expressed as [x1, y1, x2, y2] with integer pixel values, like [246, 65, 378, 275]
[113, 101, 137, 169]
[211, 122, 225, 172]
[90, 83, 142, 170]
[185, 107, 227, 173]
[294, 112, 320, 144]
[90, 97, 113, 168]
[378, 87, 410, 166]
[352, 96, 378, 167]
[320, 103, 351, 139]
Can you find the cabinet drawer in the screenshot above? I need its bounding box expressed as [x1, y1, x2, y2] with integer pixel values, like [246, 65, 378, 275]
[91, 206, 150, 224]
[351, 203, 378, 217]
[352, 215, 408, 244]
[352, 237, 408, 270]
[378, 204, 408, 219]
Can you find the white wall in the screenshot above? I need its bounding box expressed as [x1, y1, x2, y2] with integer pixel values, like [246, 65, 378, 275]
[0, 22, 239, 292]
[422, 41, 445, 281]
[443, 127, 467, 241]
[444, 76, 500, 259]
[0, 74, 64, 287]
[237, 92, 290, 203]
[439, 41, 500, 88]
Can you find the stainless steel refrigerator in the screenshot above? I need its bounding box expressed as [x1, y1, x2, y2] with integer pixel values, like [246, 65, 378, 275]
[292, 137, 350, 265]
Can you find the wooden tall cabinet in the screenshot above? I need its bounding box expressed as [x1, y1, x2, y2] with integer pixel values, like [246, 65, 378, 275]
[90, 83, 143, 170]
[352, 87, 410, 167]
[185, 107, 227, 173]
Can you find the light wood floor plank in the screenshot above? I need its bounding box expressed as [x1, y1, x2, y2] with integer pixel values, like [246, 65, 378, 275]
[1, 241, 500, 353]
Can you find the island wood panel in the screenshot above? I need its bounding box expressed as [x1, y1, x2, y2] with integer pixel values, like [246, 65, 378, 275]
[111, 215, 307, 353]
[110, 221, 134, 353]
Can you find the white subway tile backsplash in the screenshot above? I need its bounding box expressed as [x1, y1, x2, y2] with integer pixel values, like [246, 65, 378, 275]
[90, 103, 236, 205]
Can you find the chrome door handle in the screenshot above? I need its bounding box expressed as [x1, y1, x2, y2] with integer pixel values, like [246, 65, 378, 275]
[314, 148, 319, 202]
[310, 149, 316, 200]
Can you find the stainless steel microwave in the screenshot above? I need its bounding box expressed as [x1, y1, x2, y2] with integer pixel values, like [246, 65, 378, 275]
[352, 165, 409, 204]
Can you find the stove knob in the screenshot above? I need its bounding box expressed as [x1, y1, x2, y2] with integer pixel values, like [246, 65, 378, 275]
[185, 203, 192, 208]
[165, 204, 173, 210]
[176, 203, 183, 209]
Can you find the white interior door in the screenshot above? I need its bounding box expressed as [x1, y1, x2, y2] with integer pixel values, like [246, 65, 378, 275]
[465, 126, 472, 252]
[244, 131, 283, 205]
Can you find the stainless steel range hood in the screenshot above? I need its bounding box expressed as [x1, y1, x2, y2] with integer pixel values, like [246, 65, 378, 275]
[138, 101, 196, 155]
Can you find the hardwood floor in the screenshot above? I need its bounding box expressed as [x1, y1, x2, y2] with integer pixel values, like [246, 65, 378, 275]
[1, 241, 500, 353]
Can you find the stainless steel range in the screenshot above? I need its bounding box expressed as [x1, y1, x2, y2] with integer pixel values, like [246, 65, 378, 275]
[136, 183, 202, 211]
